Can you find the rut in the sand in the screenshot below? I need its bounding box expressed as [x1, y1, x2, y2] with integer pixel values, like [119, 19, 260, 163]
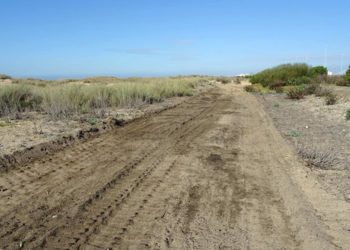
[0, 84, 349, 249]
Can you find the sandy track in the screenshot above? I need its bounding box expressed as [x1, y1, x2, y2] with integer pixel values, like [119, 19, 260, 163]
[0, 84, 349, 249]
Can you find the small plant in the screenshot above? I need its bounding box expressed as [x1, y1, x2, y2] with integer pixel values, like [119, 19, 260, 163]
[85, 117, 98, 125]
[286, 86, 305, 99]
[287, 130, 302, 137]
[346, 109, 350, 120]
[325, 93, 337, 105]
[297, 144, 337, 170]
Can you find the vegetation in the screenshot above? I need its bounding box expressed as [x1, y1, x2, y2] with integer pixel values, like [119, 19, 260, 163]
[297, 144, 337, 170]
[325, 75, 348, 86]
[216, 77, 231, 84]
[244, 84, 273, 94]
[344, 66, 350, 85]
[346, 109, 350, 121]
[0, 74, 12, 80]
[250, 63, 328, 88]
[0, 77, 206, 119]
[308, 66, 327, 77]
[286, 86, 305, 99]
[244, 85, 256, 92]
[0, 85, 42, 117]
[325, 93, 337, 105]
[303, 83, 319, 95]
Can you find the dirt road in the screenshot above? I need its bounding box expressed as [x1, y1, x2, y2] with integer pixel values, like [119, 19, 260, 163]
[0, 84, 349, 249]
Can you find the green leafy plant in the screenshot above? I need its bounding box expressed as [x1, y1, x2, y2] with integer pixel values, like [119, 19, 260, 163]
[346, 109, 350, 120]
[344, 66, 350, 85]
[250, 63, 310, 87]
[309, 66, 328, 77]
[288, 130, 302, 137]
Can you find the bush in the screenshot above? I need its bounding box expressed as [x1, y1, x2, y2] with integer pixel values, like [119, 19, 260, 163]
[303, 83, 320, 95]
[251, 63, 310, 87]
[315, 87, 332, 97]
[344, 66, 350, 85]
[244, 85, 256, 92]
[325, 93, 337, 105]
[250, 64, 330, 88]
[346, 109, 350, 120]
[309, 66, 328, 77]
[286, 86, 305, 99]
[287, 76, 312, 85]
[297, 144, 337, 169]
[324, 75, 349, 86]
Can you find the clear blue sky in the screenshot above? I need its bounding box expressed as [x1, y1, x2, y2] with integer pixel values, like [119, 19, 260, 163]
[1, 0, 349, 78]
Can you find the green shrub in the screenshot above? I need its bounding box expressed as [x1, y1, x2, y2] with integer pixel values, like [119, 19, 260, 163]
[309, 66, 327, 77]
[251, 64, 330, 88]
[346, 109, 350, 120]
[286, 86, 305, 99]
[251, 63, 310, 87]
[344, 66, 350, 85]
[287, 76, 312, 85]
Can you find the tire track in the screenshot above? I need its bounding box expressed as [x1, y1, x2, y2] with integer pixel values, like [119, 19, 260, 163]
[0, 90, 220, 249]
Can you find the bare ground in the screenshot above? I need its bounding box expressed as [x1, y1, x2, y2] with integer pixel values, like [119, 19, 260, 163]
[0, 84, 349, 249]
[257, 92, 350, 202]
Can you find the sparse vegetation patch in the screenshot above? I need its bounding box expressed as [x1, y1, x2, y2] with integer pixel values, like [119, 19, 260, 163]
[0, 77, 208, 119]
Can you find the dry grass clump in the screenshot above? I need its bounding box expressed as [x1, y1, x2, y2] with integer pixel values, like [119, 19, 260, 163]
[244, 84, 273, 94]
[244, 85, 256, 92]
[313, 86, 337, 105]
[0, 85, 42, 118]
[0, 77, 204, 119]
[286, 86, 305, 99]
[325, 93, 337, 105]
[297, 144, 338, 170]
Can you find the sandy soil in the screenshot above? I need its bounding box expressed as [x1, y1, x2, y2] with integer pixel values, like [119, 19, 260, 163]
[257, 92, 350, 202]
[0, 84, 349, 249]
